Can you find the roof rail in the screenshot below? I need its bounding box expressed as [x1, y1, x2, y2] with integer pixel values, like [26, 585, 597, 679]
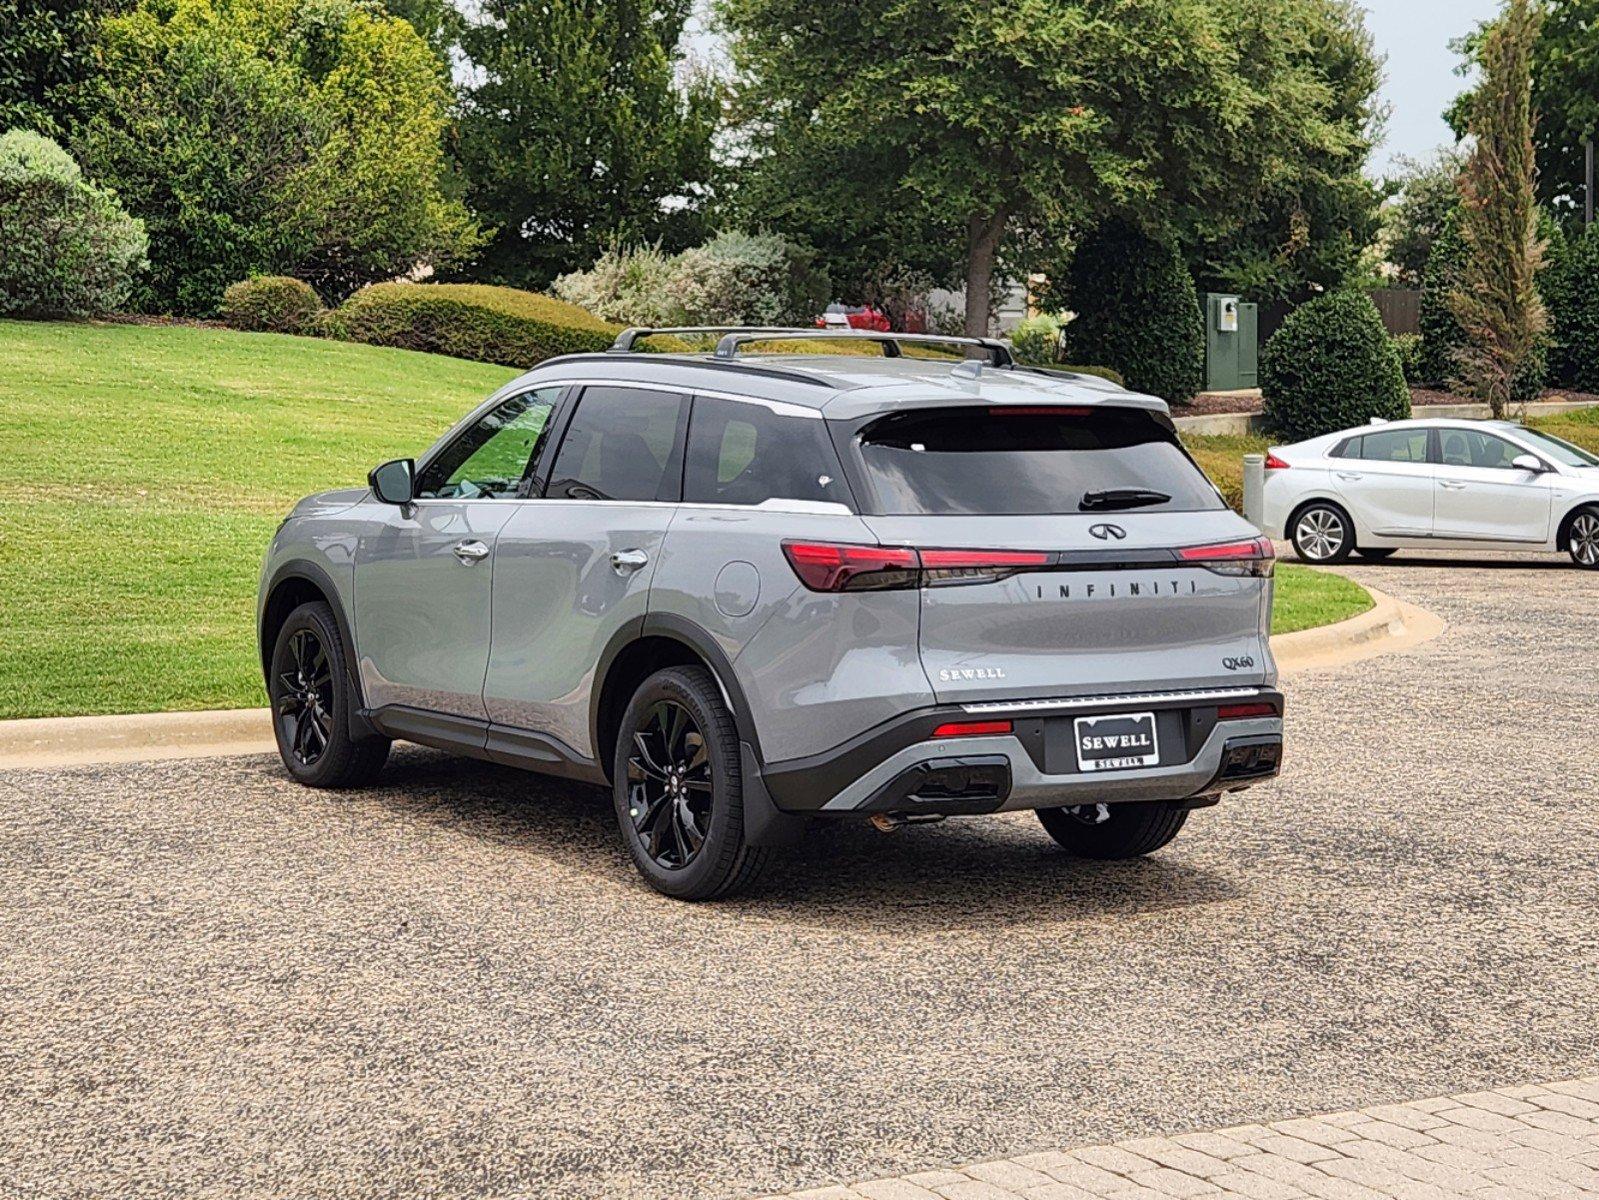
[711, 328, 1015, 367]
[609, 326, 812, 353]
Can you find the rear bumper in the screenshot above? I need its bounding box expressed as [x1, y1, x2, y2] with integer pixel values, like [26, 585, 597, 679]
[760, 688, 1283, 815]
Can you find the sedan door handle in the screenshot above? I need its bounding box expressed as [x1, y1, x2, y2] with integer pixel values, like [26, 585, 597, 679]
[610, 548, 649, 574]
[1438, 480, 1467, 490]
[452, 539, 491, 565]
[1335, 471, 1363, 481]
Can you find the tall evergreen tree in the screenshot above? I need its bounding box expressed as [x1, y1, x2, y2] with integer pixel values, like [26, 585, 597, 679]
[1450, 0, 1546, 418]
[454, 0, 718, 290]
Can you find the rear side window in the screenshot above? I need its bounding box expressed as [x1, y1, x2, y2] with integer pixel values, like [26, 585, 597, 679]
[1353, 429, 1431, 463]
[546, 386, 687, 502]
[684, 397, 850, 507]
[853, 406, 1222, 516]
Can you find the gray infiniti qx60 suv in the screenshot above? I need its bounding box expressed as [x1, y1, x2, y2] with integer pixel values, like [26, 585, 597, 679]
[258, 328, 1284, 898]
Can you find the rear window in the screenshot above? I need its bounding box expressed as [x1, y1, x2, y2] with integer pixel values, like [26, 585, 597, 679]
[853, 406, 1223, 516]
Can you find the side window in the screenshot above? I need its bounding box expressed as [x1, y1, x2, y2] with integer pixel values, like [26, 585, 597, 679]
[1333, 436, 1361, 458]
[546, 386, 688, 502]
[1357, 429, 1430, 463]
[415, 387, 560, 499]
[684, 396, 851, 507]
[1438, 428, 1523, 470]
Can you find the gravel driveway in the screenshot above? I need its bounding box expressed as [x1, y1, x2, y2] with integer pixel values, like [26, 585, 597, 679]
[3, 553, 1596, 1200]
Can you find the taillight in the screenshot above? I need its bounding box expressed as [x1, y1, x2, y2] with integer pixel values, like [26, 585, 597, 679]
[932, 719, 1013, 738]
[782, 543, 1053, 591]
[1177, 536, 1276, 577]
[1264, 452, 1290, 470]
[1217, 702, 1277, 719]
[782, 542, 919, 591]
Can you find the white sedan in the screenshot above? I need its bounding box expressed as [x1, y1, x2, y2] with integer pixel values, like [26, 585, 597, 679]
[1261, 417, 1599, 569]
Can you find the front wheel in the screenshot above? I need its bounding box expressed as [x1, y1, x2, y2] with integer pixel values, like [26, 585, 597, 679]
[269, 601, 390, 787]
[1036, 801, 1188, 859]
[1291, 501, 1354, 564]
[1569, 507, 1599, 569]
[612, 666, 769, 900]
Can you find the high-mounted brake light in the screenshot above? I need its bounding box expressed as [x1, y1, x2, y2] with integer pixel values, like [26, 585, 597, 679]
[1218, 702, 1277, 719]
[1264, 452, 1291, 470]
[987, 406, 1092, 417]
[782, 542, 918, 591]
[932, 720, 1013, 738]
[1177, 536, 1276, 577]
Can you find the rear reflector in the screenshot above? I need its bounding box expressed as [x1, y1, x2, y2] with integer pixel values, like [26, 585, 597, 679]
[932, 720, 1013, 738]
[1217, 702, 1277, 719]
[1264, 452, 1290, 470]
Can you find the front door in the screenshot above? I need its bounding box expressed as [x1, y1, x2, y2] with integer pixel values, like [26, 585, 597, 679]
[1432, 427, 1553, 543]
[353, 386, 563, 719]
[1332, 426, 1436, 537]
[483, 384, 690, 763]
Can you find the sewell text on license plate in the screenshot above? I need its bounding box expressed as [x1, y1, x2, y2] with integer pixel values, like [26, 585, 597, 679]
[1074, 711, 1159, 772]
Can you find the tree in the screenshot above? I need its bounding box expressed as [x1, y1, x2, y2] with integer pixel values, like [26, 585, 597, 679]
[720, 0, 1367, 335]
[1449, 0, 1546, 418]
[73, 0, 480, 314]
[1382, 149, 1465, 287]
[0, 0, 105, 136]
[453, 0, 719, 290]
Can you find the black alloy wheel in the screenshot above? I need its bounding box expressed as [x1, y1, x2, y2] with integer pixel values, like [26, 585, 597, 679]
[626, 699, 713, 869]
[277, 628, 334, 767]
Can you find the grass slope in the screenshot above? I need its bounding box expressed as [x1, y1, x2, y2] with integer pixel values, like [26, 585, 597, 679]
[3, 320, 1364, 719]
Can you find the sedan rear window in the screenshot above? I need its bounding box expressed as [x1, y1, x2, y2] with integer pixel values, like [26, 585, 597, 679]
[852, 406, 1223, 516]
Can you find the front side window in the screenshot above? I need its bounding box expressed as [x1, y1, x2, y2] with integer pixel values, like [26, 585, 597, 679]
[1515, 428, 1598, 468]
[1356, 429, 1431, 463]
[853, 405, 1223, 516]
[546, 386, 688, 502]
[1438, 428, 1523, 470]
[683, 397, 850, 507]
[416, 387, 561, 499]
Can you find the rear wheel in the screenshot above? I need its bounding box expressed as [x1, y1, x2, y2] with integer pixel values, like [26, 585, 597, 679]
[1568, 506, 1599, 569]
[1036, 801, 1188, 859]
[612, 666, 769, 900]
[1290, 501, 1354, 564]
[269, 601, 390, 788]
[1355, 546, 1397, 561]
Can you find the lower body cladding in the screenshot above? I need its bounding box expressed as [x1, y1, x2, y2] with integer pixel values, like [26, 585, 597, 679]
[758, 688, 1284, 818]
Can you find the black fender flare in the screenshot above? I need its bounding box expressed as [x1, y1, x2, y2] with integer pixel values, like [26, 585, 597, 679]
[260, 558, 372, 734]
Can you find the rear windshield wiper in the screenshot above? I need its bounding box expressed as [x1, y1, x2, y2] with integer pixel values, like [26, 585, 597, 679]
[1079, 488, 1172, 512]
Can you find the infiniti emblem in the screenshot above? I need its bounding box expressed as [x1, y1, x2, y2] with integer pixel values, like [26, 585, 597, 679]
[1089, 523, 1127, 541]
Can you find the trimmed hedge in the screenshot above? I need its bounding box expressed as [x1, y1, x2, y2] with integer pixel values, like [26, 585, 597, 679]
[1542, 223, 1599, 392]
[220, 276, 324, 335]
[1391, 332, 1423, 385]
[1261, 290, 1410, 440]
[323, 282, 617, 367]
[1061, 219, 1204, 403]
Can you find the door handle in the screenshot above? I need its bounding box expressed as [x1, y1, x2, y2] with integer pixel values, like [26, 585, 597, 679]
[610, 548, 649, 574]
[1438, 480, 1467, 490]
[452, 539, 491, 565]
[1335, 471, 1363, 481]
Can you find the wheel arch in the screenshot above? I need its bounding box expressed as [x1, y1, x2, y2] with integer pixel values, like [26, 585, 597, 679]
[590, 615, 759, 785]
[260, 559, 366, 714]
[1284, 495, 1355, 544]
[1555, 499, 1599, 551]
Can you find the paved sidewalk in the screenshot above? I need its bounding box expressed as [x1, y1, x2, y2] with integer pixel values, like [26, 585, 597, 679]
[764, 1078, 1599, 1200]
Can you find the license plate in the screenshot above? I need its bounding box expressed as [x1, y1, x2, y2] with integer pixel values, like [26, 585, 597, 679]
[1074, 712, 1159, 772]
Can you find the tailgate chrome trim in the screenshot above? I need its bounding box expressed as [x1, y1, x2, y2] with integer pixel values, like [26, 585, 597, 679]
[962, 686, 1266, 715]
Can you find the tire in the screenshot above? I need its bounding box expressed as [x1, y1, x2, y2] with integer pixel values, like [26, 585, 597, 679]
[1036, 801, 1188, 860]
[268, 601, 390, 788]
[612, 666, 770, 900]
[1355, 547, 1397, 561]
[1568, 506, 1599, 570]
[1290, 501, 1354, 564]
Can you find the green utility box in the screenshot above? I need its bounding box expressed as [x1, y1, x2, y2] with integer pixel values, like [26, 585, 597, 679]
[1204, 293, 1258, 392]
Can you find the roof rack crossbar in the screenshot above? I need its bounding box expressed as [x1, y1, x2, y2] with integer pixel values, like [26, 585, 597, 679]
[609, 326, 813, 353]
[711, 328, 1015, 367]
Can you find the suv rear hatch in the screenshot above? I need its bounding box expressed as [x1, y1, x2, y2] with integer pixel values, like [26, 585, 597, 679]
[842, 403, 1274, 705]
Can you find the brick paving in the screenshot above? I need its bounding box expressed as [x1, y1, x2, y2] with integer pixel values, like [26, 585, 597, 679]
[763, 1078, 1599, 1200]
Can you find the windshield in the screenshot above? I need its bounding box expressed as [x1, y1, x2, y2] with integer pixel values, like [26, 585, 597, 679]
[1516, 428, 1599, 468]
[853, 405, 1224, 516]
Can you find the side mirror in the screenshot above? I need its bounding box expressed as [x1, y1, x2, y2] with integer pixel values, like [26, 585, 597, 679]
[1511, 453, 1545, 474]
[369, 458, 416, 505]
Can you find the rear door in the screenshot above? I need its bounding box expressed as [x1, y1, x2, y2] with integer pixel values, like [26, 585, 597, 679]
[1330, 427, 1435, 537]
[845, 404, 1274, 705]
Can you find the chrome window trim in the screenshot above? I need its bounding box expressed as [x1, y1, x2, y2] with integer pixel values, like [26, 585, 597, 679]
[961, 686, 1266, 716]
[407, 496, 854, 515]
[524, 378, 824, 419]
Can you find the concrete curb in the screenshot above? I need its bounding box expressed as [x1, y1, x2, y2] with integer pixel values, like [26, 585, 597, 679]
[0, 584, 1441, 771]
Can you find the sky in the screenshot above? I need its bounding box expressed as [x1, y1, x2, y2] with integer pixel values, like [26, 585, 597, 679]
[1362, 0, 1502, 177]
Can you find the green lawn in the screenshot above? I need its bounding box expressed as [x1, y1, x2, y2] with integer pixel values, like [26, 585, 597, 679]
[2, 320, 1370, 719]
[1271, 563, 1372, 634]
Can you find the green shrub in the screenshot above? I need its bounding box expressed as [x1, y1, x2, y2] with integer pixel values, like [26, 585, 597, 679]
[1058, 364, 1125, 386]
[1542, 222, 1599, 392]
[552, 243, 680, 325]
[1261, 290, 1410, 439]
[0, 129, 147, 318]
[323, 282, 618, 366]
[220, 275, 324, 335]
[1061, 219, 1204, 403]
[1390, 332, 1424, 384]
[1010, 313, 1062, 365]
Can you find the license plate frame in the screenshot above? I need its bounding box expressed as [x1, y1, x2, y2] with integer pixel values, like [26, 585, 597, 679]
[1073, 711, 1160, 772]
